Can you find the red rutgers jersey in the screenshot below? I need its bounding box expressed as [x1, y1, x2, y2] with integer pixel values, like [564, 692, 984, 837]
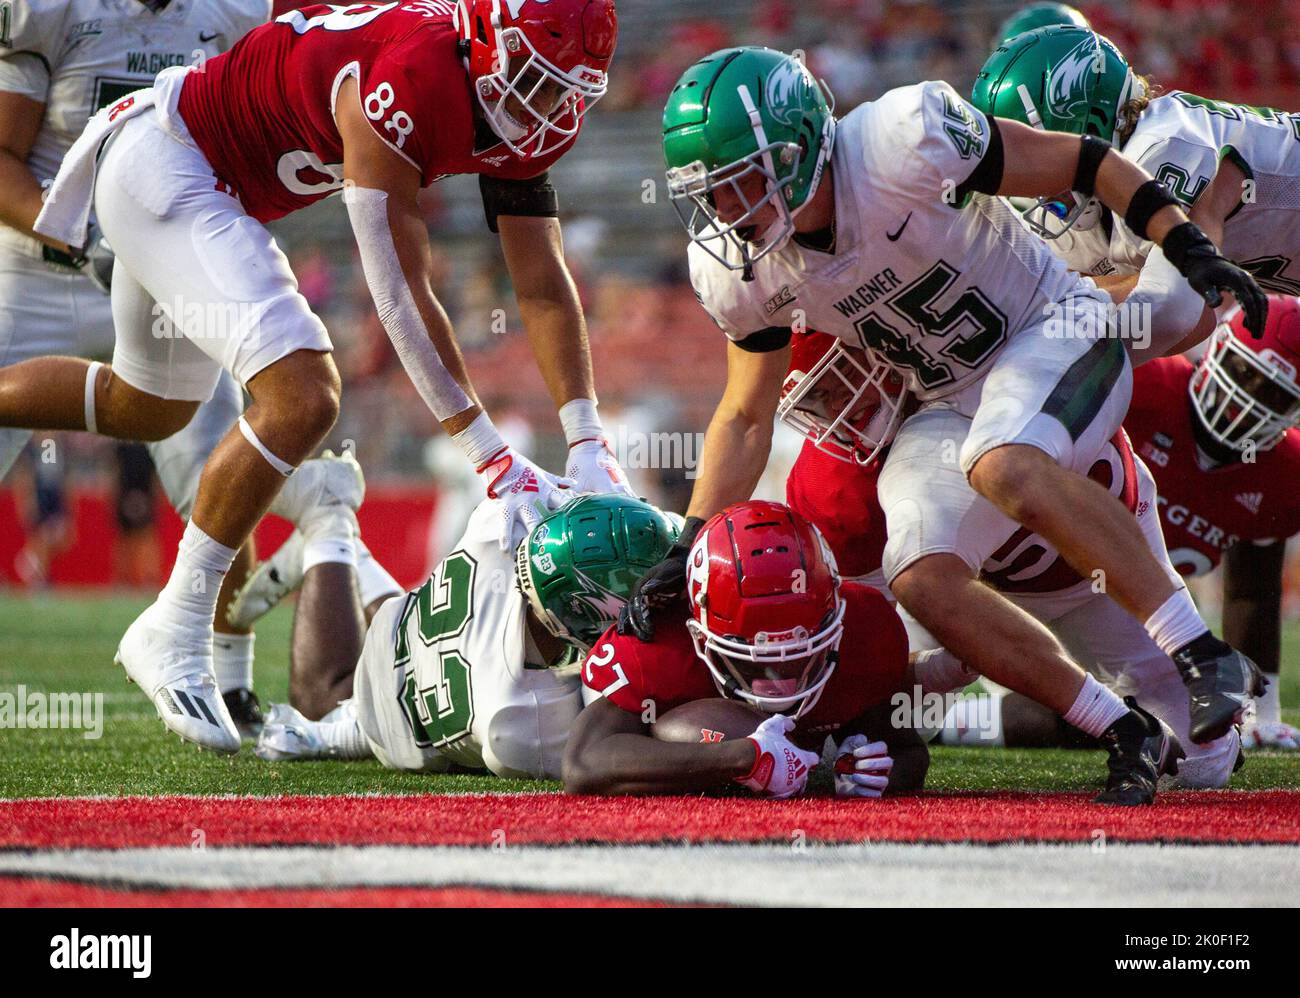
[177, 2, 578, 222]
[581, 583, 910, 744]
[1126, 356, 1300, 576]
[785, 440, 888, 579]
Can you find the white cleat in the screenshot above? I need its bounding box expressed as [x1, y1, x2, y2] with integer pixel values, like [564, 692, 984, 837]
[226, 530, 305, 629]
[1240, 719, 1300, 751]
[115, 604, 241, 755]
[270, 449, 366, 526]
[254, 703, 328, 762]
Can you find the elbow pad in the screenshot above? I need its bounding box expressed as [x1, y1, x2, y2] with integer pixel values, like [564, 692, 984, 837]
[344, 185, 473, 421]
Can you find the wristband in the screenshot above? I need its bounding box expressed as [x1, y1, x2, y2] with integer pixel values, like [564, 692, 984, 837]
[1124, 179, 1180, 240]
[559, 397, 602, 445]
[453, 411, 507, 469]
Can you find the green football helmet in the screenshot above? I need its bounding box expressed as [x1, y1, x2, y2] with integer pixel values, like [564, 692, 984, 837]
[994, 2, 1090, 46]
[972, 25, 1139, 239]
[516, 493, 681, 651]
[662, 46, 836, 279]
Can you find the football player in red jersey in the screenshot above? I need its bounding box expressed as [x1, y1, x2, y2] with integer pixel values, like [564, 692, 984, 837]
[564, 501, 941, 799]
[0, 0, 631, 753]
[778, 332, 1224, 795]
[1126, 299, 1300, 749]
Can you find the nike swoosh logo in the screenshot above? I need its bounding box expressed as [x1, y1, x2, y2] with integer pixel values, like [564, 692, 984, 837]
[199, 31, 220, 43]
[886, 212, 912, 241]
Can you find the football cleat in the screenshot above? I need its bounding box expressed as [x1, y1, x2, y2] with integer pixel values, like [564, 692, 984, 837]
[115, 604, 240, 755]
[1094, 699, 1184, 806]
[222, 687, 265, 739]
[1240, 719, 1300, 751]
[269, 450, 366, 528]
[226, 530, 305, 629]
[254, 703, 327, 762]
[1172, 638, 1266, 744]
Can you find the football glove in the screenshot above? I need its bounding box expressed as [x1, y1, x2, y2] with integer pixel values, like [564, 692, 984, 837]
[1240, 718, 1300, 751]
[1162, 222, 1268, 336]
[75, 222, 115, 295]
[565, 437, 636, 497]
[617, 515, 706, 641]
[477, 446, 573, 552]
[736, 714, 821, 799]
[833, 734, 894, 799]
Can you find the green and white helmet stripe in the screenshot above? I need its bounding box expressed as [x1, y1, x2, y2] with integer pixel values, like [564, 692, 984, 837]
[663, 47, 836, 280]
[516, 493, 680, 651]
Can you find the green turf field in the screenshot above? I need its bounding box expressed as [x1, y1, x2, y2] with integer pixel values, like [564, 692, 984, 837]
[1, 594, 1297, 798]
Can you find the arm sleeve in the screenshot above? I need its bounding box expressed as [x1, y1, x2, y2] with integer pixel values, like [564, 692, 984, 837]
[342, 184, 474, 421]
[0, 1, 58, 102]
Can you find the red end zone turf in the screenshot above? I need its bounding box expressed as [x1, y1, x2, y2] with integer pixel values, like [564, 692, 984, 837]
[3, 791, 1298, 848]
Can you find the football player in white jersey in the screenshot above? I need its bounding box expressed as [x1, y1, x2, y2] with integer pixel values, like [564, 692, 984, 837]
[629, 46, 1269, 803]
[974, 24, 1300, 360]
[0, 0, 271, 733]
[254, 492, 679, 780]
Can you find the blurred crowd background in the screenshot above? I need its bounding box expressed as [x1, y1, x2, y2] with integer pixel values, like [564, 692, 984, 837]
[4, 0, 1300, 603]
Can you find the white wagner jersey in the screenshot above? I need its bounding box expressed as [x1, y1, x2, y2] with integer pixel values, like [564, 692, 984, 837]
[352, 498, 581, 778]
[0, 0, 269, 189]
[1047, 92, 1300, 292]
[690, 80, 1087, 401]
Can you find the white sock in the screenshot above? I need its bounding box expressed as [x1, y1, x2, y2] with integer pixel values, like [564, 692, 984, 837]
[212, 632, 255, 693]
[1063, 674, 1130, 737]
[301, 509, 358, 574]
[1144, 587, 1209, 656]
[939, 694, 1005, 746]
[158, 521, 237, 627]
[318, 700, 372, 759]
[356, 539, 402, 607]
[1254, 679, 1281, 726]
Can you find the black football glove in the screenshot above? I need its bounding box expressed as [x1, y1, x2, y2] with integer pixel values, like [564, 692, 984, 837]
[1162, 221, 1268, 337]
[74, 222, 115, 295]
[616, 515, 706, 642]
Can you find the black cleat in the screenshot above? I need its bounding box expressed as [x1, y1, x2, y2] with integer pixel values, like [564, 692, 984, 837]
[1171, 635, 1266, 744]
[223, 688, 265, 739]
[1094, 698, 1185, 806]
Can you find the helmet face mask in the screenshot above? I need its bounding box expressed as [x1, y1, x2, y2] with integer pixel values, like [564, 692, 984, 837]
[684, 501, 845, 720]
[1191, 320, 1300, 454]
[778, 333, 908, 465]
[457, 0, 615, 161]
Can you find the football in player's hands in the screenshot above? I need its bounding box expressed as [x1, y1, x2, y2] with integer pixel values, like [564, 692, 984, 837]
[651, 697, 769, 744]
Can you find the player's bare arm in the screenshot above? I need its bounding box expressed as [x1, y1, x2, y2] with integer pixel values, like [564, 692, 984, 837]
[0, 89, 63, 250]
[994, 117, 1267, 334]
[562, 695, 756, 795]
[498, 213, 595, 411]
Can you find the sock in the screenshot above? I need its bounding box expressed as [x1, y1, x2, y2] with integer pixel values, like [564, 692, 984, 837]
[1062, 674, 1131, 738]
[1254, 679, 1281, 726]
[158, 521, 237, 627]
[1145, 587, 1211, 657]
[212, 632, 255, 693]
[301, 509, 358, 574]
[356, 539, 402, 607]
[939, 694, 1004, 746]
[318, 700, 372, 760]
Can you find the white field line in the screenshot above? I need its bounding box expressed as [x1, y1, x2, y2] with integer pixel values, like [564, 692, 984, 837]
[0, 842, 1294, 907]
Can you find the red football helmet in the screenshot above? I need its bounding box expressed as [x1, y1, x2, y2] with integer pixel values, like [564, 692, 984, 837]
[684, 501, 844, 719]
[455, 0, 616, 160]
[777, 330, 909, 466]
[1190, 296, 1300, 454]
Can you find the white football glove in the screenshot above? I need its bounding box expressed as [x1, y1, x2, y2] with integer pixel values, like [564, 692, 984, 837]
[565, 437, 635, 497]
[833, 734, 895, 799]
[1240, 719, 1300, 751]
[478, 446, 574, 551]
[736, 715, 821, 799]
